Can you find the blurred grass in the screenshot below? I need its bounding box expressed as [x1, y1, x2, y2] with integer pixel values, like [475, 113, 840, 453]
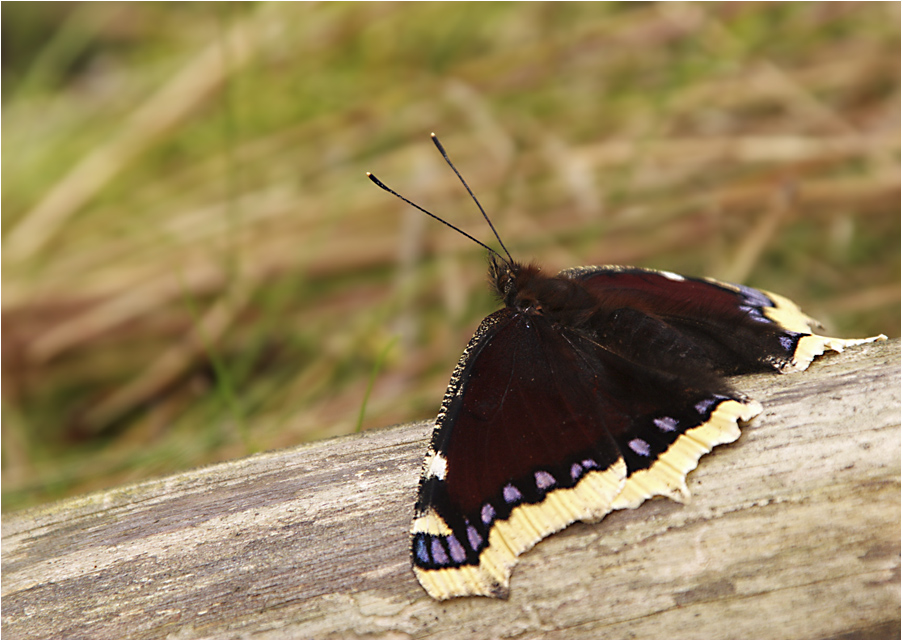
[2, 2, 899, 512]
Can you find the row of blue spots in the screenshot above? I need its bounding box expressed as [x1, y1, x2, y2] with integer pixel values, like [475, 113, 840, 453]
[415, 463, 603, 569]
[414, 517, 486, 568]
[414, 532, 468, 567]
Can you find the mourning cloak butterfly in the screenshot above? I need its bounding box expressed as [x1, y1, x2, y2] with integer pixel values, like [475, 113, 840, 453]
[368, 135, 886, 601]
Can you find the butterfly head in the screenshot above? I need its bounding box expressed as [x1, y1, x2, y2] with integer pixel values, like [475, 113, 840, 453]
[489, 255, 548, 315]
[490, 253, 600, 328]
[489, 254, 521, 302]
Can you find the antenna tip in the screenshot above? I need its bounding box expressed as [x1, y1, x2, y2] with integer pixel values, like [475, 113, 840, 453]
[367, 172, 387, 189]
[430, 132, 437, 138]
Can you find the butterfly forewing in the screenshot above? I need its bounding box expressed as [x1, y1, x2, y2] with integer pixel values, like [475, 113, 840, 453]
[562, 265, 885, 375]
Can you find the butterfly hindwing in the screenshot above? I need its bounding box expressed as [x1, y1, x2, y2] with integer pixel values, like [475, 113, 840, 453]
[410, 303, 762, 600]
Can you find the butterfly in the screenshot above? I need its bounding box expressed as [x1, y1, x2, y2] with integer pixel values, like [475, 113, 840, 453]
[368, 134, 886, 601]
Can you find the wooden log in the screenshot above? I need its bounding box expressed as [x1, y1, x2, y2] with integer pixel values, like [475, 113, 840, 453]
[2, 339, 899, 639]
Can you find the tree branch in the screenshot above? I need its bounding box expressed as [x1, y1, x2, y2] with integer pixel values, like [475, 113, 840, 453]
[2, 339, 899, 639]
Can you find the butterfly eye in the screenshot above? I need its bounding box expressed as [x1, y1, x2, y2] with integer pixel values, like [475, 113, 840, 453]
[513, 293, 543, 314]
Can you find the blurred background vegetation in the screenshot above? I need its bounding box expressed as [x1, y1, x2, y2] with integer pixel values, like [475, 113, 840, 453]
[3, 2, 899, 512]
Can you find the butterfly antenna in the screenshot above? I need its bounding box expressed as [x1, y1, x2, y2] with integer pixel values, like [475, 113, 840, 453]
[430, 133, 515, 265]
[366, 172, 505, 262]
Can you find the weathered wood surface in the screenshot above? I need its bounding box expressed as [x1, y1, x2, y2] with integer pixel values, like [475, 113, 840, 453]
[2, 339, 899, 640]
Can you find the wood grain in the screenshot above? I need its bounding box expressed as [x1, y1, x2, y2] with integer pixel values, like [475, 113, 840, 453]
[2, 339, 899, 639]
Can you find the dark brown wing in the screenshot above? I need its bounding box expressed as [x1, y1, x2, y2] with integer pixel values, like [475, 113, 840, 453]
[411, 307, 760, 600]
[562, 265, 885, 374]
